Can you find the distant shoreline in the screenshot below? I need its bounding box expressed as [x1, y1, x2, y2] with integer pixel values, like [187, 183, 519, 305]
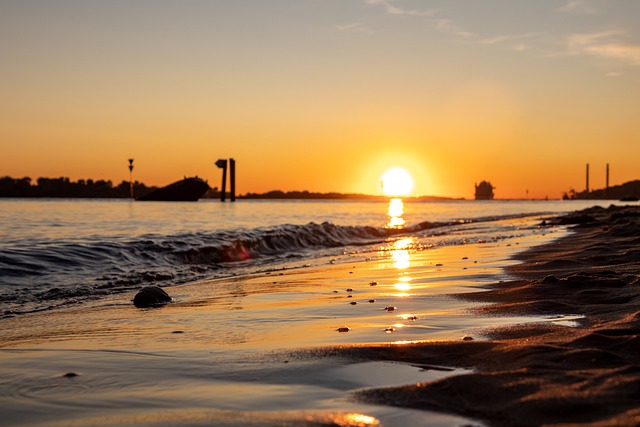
[2, 175, 638, 201]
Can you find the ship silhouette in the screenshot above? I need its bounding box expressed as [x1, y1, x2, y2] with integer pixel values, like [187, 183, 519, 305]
[137, 177, 210, 201]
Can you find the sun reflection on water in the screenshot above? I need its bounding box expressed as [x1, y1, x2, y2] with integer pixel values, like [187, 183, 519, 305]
[331, 413, 380, 426]
[390, 237, 415, 295]
[386, 198, 405, 228]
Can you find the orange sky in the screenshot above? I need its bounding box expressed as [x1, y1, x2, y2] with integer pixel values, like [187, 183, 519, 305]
[1, 1, 639, 199]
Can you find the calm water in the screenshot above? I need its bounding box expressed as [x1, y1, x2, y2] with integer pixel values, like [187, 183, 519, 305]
[0, 198, 618, 316]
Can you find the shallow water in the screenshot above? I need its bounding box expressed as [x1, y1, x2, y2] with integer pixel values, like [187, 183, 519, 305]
[0, 198, 616, 315]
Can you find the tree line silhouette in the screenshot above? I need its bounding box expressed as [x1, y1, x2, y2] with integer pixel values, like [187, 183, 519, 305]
[0, 176, 158, 198]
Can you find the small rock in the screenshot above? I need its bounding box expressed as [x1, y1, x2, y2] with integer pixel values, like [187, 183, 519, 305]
[368, 299, 376, 303]
[369, 281, 378, 286]
[133, 285, 172, 308]
[63, 372, 79, 378]
[337, 327, 351, 333]
[385, 327, 395, 333]
[384, 306, 396, 312]
[346, 288, 353, 292]
[350, 301, 357, 305]
[462, 336, 474, 341]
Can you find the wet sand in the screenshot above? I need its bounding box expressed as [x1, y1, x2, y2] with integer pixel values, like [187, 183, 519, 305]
[343, 205, 640, 426]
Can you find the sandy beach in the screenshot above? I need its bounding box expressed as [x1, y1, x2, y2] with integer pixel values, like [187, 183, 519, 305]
[345, 205, 640, 426]
[1, 205, 639, 426]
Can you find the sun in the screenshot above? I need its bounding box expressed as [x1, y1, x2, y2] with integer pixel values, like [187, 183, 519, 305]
[380, 167, 414, 197]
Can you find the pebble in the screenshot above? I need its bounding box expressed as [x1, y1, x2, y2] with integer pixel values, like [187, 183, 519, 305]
[350, 301, 357, 305]
[462, 336, 474, 341]
[384, 306, 396, 312]
[133, 285, 172, 308]
[369, 281, 378, 286]
[337, 327, 351, 333]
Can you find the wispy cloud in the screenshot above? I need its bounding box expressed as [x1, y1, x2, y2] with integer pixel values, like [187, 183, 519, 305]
[480, 32, 543, 51]
[568, 32, 640, 65]
[560, 0, 599, 15]
[364, 0, 435, 17]
[481, 32, 541, 45]
[334, 22, 373, 34]
[435, 19, 474, 38]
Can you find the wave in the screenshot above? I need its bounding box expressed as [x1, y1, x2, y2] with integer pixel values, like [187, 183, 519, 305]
[0, 221, 446, 316]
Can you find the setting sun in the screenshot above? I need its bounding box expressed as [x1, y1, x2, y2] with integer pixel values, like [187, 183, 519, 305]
[380, 167, 414, 197]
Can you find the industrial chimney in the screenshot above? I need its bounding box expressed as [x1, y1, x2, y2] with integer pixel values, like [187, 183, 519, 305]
[586, 163, 590, 193]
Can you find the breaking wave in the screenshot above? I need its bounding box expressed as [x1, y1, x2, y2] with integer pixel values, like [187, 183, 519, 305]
[0, 221, 445, 315]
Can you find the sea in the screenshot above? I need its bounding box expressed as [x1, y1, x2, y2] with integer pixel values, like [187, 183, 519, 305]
[0, 197, 630, 426]
[0, 198, 616, 317]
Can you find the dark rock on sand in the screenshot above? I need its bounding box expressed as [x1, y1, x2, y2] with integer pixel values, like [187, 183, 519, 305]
[133, 285, 172, 308]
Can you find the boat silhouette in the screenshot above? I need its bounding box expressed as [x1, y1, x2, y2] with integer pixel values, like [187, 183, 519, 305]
[137, 177, 210, 201]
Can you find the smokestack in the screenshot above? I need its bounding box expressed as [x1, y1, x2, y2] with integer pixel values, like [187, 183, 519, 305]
[606, 163, 610, 189]
[586, 163, 590, 193]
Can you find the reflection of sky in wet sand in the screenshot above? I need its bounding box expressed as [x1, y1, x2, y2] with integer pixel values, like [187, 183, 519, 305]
[0, 347, 474, 426]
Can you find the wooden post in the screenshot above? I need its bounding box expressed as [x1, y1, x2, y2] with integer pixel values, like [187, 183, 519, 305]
[215, 159, 228, 202]
[230, 158, 236, 202]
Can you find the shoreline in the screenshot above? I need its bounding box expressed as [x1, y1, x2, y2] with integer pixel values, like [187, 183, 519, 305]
[335, 205, 640, 426]
[1, 205, 639, 426]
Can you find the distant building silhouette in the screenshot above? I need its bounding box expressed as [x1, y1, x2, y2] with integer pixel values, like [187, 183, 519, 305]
[475, 181, 495, 200]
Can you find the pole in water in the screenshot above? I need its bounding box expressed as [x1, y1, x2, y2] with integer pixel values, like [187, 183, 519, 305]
[128, 159, 134, 200]
[215, 159, 228, 202]
[230, 158, 236, 202]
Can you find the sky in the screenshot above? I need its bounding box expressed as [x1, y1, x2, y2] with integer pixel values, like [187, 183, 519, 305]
[1, 0, 639, 199]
